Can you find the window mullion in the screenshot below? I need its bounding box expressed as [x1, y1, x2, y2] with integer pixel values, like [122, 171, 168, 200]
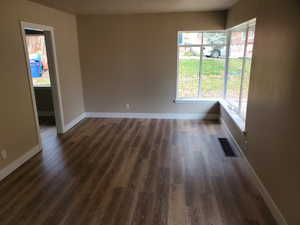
[179, 44, 202, 47]
[238, 27, 250, 113]
[198, 45, 204, 98]
[197, 34, 204, 98]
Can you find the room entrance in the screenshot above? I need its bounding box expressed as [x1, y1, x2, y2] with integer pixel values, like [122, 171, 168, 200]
[21, 22, 64, 145]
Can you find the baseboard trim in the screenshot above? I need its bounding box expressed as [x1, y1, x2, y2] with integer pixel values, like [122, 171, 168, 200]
[0, 145, 42, 182]
[61, 112, 219, 134]
[85, 112, 219, 120]
[221, 118, 288, 225]
[63, 113, 86, 133]
[220, 118, 244, 153]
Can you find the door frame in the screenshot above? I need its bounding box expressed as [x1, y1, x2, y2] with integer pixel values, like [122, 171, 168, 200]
[20, 21, 65, 141]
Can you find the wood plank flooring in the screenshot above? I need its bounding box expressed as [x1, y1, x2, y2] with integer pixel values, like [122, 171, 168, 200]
[0, 118, 277, 225]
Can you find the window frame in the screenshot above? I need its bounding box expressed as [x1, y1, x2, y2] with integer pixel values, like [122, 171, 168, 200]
[225, 19, 256, 120]
[176, 19, 256, 123]
[176, 30, 227, 101]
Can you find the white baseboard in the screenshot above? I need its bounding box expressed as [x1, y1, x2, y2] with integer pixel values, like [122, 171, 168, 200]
[221, 119, 288, 225]
[85, 112, 219, 120]
[220, 118, 245, 153]
[63, 113, 86, 133]
[0, 145, 42, 182]
[61, 112, 218, 134]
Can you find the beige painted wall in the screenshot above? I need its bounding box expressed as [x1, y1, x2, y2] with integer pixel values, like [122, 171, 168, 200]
[77, 12, 226, 114]
[0, 0, 84, 170]
[226, 0, 259, 28]
[224, 0, 300, 224]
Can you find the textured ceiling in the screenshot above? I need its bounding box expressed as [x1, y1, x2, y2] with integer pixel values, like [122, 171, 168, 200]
[30, 0, 238, 15]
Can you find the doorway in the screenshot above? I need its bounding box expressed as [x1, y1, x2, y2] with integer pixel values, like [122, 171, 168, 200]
[20, 22, 64, 145]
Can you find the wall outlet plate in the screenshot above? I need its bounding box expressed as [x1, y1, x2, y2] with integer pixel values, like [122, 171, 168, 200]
[125, 104, 130, 110]
[1, 150, 7, 160]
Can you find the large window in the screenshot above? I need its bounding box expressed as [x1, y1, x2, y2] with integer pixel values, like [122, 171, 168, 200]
[176, 19, 256, 121]
[177, 31, 227, 99]
[226, 21, 256, 119]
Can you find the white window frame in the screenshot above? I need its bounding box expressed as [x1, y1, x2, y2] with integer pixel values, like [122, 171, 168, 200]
[176, 19, 256, 123]
[225, 19, 256, 120]
[176, 30, 227, 101]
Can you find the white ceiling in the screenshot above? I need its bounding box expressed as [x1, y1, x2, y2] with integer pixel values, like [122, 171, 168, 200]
[30, 0, 238, 15]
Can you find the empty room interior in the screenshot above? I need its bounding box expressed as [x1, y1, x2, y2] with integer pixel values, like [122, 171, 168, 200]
[0, 0, 299, 225]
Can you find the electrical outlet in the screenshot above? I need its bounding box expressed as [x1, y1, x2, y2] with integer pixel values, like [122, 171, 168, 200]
[244, 139, 248, 151]
[1, 150, 7, 160]
[125, 104, 130, 110]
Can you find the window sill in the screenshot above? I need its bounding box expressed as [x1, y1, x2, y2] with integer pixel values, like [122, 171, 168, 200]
[34, 85, 51, 89]
[174, 98, 219, 104]
[219, 99, 246, 133]
[173, 98, 246, 133]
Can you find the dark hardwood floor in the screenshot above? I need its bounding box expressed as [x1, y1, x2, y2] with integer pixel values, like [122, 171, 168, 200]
[0, 118, 277, 225]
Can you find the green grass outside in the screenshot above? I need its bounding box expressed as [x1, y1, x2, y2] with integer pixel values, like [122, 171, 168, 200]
[178, 57, 251, 99]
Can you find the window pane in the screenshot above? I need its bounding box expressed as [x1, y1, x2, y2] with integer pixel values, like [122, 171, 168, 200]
[178, 32, 202, 45]
[203, 32, 227, 45]
[241, 26, 256, 118]
[227, 58, 243, 108]
[247, 26, 255, 45]
[231, 30, 247, 44]
[226, 29, 246, 108]
[177, 47, 200, 98]
[26, 35, 51, 87]
[201, 45, 226, 98]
